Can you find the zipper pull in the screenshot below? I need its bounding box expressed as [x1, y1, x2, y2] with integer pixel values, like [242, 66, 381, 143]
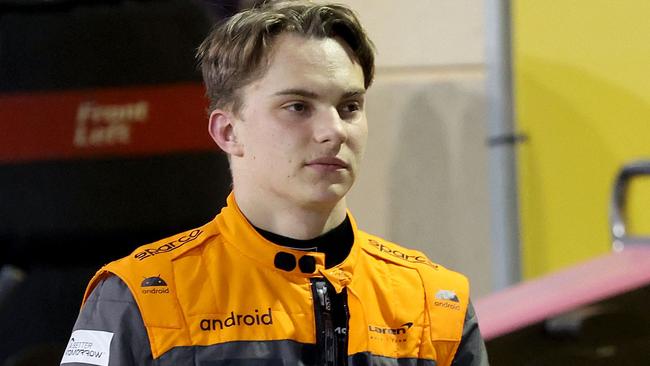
[315, 281, 331, 311]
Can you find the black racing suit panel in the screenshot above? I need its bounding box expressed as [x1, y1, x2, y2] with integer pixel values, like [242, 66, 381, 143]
[63, 273, 153, 366]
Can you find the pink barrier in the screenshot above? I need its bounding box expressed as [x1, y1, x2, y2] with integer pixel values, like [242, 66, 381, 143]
[474, 246, 650, 340]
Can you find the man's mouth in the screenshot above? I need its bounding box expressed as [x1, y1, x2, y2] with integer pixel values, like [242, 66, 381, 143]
[306, 157, 349, 170]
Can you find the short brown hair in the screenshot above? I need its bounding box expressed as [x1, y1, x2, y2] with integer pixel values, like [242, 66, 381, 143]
[196, 0, 375, 115]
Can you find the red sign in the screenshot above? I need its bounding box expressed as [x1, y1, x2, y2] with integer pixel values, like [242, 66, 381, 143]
[0, 82, 218, 163]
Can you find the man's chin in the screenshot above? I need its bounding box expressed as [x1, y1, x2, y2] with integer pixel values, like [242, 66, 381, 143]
[303, 185, 350, 206]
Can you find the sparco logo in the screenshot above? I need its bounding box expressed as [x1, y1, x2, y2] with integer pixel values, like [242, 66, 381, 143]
[73, 101, 148, 147]
[369, 240, 437, 269]
[369, 322, 413, 335]
[200, 308, 273, 331]
[134, 230, 203, 260]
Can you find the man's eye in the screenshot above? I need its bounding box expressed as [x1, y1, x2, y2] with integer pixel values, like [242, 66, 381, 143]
[340, 102, 361, 114]
[347, 103, 360, 112]
[285, 103, 307, 112]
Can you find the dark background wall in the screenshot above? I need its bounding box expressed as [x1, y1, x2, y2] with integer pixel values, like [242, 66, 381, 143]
[0, 1, 237, 364]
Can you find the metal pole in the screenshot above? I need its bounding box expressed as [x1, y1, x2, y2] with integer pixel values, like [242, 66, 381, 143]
[485, 0, 521, 289]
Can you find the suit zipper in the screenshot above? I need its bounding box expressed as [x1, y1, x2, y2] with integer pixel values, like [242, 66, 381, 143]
[312, 278, 336, 366]
[341, 296, 349, 366]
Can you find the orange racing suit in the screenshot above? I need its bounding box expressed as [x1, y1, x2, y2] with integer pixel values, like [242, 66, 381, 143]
[61, 193, 487, 366]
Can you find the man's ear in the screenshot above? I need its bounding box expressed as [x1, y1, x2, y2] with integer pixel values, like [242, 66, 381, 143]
[208, 109, 244, 157]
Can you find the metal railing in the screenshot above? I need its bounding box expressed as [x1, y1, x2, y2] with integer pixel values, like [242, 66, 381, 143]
[610, 160, 650, 251]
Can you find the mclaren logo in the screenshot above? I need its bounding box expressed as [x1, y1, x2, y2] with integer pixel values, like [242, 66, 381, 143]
[134, 229, 203, 260]
[369, 239, 438, 269]
[369, 322, 413, 335]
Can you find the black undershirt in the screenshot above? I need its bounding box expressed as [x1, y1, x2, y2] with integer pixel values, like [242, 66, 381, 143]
[253, 216, 352, 363]
[253, 215, 354, 268]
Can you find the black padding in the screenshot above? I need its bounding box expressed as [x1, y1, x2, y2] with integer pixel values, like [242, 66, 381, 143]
[273, 252, 296, 272]
[298, 255, 316, 274]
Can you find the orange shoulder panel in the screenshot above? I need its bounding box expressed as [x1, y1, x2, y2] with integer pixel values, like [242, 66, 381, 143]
[81, 224, 217, 357]
[358, 232, 469, 366]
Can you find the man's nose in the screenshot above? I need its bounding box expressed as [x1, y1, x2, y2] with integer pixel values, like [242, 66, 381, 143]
[313, 107, 347, 145]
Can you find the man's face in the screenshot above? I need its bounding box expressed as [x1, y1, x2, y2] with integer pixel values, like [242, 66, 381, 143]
[230, 33, 367, 209]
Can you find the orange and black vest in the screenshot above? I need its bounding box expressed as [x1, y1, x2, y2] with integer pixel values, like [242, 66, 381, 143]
[84, 194, 469, 366]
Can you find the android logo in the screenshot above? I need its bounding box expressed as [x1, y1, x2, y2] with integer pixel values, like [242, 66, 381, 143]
[141, 276, 167, 287]
[435, 289, 459, 302]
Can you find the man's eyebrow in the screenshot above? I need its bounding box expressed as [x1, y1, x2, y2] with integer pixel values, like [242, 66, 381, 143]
[272, 89, 319, 98]
[272, 88, 366, 99]
[342, 89, 366, 98]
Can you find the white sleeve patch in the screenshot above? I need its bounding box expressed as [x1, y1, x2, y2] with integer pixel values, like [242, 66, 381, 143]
[60, 330, 114, 366]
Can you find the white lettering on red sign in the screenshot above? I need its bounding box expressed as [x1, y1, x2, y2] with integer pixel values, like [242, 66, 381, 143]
[73, 101, 149, 147]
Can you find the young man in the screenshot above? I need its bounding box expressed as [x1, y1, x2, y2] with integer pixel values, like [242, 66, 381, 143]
[61, 1, 488, 365]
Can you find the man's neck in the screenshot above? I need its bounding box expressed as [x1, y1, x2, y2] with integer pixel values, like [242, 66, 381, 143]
[233, 189, 348, 240]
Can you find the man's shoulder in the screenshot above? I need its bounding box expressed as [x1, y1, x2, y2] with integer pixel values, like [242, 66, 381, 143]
[358, 230, 444, 271]
[129, 225, 213, 262]
[357, 231, 470, 320]
[80, 222, 221, 326]
[357, 230, 469, 284]
[109, 221, 219, 268]
[84, 221, 219, 300]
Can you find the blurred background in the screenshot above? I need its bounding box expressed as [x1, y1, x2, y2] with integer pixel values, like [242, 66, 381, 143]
[0, 0, 649, 364]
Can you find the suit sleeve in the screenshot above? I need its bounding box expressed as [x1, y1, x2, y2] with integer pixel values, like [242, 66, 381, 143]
[451, 301, 489, 366]
[60, 275, 154, 366]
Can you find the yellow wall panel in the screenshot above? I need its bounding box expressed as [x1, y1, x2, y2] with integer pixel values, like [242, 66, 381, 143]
[513, 0, 650, 278]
